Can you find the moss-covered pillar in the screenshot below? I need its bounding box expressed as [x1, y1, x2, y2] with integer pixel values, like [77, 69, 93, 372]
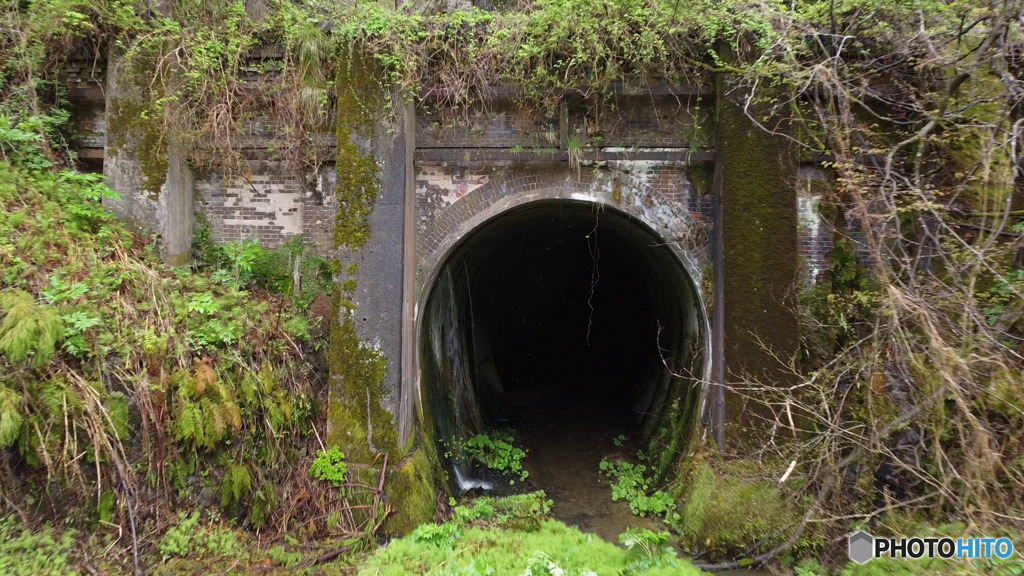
[328, 53, 434, 534]
[103, 46, 194, 266]
[713, 78, 799, 443]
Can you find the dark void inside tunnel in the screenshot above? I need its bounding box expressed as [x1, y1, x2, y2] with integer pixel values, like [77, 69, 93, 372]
[420, 200, 706, 508]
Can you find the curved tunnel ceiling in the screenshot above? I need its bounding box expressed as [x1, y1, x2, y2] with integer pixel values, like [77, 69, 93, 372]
[419, 200, 707, 489]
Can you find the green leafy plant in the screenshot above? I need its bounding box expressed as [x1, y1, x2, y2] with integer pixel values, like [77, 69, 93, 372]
[156, 511, 243, 562]
[599, 459, 679, 523]
[41, 277, 89, 304]
[451, 492, 553, 531]
[409, 522, 463, 549]
[0, 156, 329, 546]
[521, 551, 597, 576]
[61, 310, 101, 358]
[462, 431, 529, 482]
[619, 528, 678, 575]
[187, 292, 220, 316]
[310, 447, 348, 486]
[221, 240, 263, 287]
[0, 116, 53, 171]
[0, 517, 80, 576]
[0, 384, 23, 449]
[221, 464, 253, 509]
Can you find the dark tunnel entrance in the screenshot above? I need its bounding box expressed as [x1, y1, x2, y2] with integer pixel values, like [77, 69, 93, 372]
[420, 200, 706, 535]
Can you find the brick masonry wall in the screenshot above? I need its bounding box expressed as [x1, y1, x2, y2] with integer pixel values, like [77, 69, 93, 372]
[68, 60, 823, 277]
[195, 162, 337, 253]
[568, 94, 711, 148]
[65, 58, 107, 153]
[415, 162, 710, 240]
[414, 94, 717, 278]
[418, 100, 560, 149]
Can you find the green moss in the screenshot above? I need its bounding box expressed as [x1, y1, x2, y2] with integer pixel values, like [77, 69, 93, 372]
[674, 450, 817, 561]
[326, 285, 398, 462]
[359, 518, 702, 576]
[106, 96, 168, 199]
[333, 46, 387, 251]
[383, 449, 437, 536]
[947, 74, 1014, 214]
[717, 88, 799, 417]
[333, 125, 378, 250]
[326, 43, 398, 460]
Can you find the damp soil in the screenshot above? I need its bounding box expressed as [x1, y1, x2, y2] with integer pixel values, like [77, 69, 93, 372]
[507, 377, 666, 544]
[504, 376, 775, 576]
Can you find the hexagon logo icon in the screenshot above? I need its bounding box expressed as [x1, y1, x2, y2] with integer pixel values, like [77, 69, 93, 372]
[849, 531, 874, 564]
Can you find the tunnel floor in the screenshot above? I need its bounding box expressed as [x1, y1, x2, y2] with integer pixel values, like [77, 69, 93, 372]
[421, 200, 705, 540]
[509, 368, 667, 542]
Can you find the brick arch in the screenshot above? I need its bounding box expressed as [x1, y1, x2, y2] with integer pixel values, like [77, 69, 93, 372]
[415, 171, 709, 294]
[411, 170, 714, 452]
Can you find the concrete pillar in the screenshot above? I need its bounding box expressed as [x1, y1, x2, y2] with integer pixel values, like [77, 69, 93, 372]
[163, 142, 194, 267]
[327, 53, 434, 534]
[713, 78, 800, 443]
[103, 47, 194, 266]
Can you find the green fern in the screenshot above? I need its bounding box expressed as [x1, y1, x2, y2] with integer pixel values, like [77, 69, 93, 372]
[0, 383, 23, 449]
[39, 378, 84, 421]
[250, 483, 276, 529]
[220, 464, 252, 508]
[106, 392, 130, 440]
[175, 400, 204, 448]
[175, 395, 242, 451]
[0, 290, 63, 366]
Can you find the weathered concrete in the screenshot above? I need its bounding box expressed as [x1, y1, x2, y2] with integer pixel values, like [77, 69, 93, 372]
[716, 84, 800, 435]
[163, 142, 194, 266]
[103, 50, 162, 237]
[102, 50, 195, 265]
[326, 87, 409, 461]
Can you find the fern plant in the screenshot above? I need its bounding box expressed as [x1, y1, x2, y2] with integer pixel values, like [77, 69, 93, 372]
[0, 290, 63, 366]
[221, 464, 252, 509]
[0, 384, 23, 449]
[172, 367, 243, 452]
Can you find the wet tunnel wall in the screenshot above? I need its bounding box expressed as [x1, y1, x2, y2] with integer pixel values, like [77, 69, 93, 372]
[419, 200, 707, 489]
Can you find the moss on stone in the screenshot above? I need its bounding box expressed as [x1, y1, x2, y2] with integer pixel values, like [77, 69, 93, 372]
[326, 285, 398, 462]
[326, 47, 440, 525]
[106, 95, 168, 200]
[674, 450, 817, 561]
[947, 74, 1015, 214]
[333, 125, 378, 250]
[327, 44, 399, 462]
[383, 449, 437, 536]
[716, 87, 800, 430]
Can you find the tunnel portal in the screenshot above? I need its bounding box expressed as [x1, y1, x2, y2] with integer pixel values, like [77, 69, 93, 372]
[419, 200, 707, 492]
